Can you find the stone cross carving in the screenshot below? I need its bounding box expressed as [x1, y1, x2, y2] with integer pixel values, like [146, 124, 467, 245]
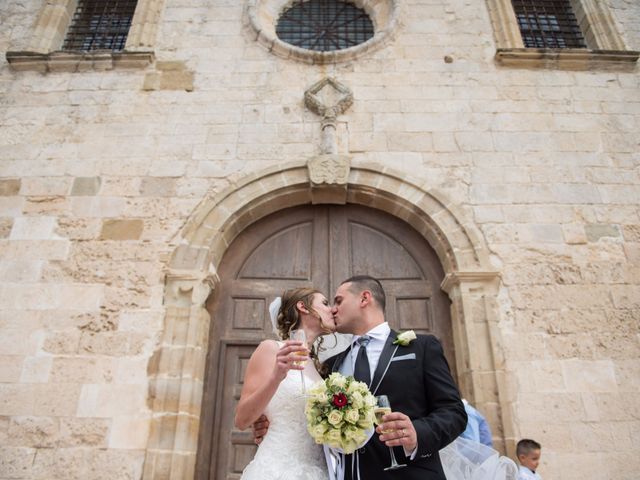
[304, 77, 353, 204]
[304, 77, 353, 155]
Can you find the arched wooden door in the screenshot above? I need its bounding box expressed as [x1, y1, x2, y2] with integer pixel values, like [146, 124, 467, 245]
[195, 204, 454, 479]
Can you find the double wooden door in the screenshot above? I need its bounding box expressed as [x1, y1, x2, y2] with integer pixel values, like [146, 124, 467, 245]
[195, 204, 453, 479]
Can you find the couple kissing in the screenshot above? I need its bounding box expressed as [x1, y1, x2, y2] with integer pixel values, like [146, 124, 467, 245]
[235, 275, 467, 480]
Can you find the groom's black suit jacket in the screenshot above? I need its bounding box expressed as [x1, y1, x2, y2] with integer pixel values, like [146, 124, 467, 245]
[325, 330, 467, 480]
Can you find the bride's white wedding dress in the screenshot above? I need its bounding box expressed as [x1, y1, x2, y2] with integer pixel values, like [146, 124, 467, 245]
[240, 352, 328, 480]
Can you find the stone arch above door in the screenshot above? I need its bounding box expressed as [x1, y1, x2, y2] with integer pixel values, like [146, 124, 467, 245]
[173, 160, 490, 275]
[141, 161, 511, 479]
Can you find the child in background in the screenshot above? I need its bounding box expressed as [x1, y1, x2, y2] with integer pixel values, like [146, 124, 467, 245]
[516, 439, 542, 480]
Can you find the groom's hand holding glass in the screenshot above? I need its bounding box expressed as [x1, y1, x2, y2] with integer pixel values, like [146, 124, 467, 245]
[376, 409, 418, 453]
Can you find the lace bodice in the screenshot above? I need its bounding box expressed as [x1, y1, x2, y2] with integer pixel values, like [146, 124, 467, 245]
[240, 355, 328, 480]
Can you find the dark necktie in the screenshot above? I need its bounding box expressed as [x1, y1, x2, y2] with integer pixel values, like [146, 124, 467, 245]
[353, 335, 371, 385]
[346, 335, 371, 480]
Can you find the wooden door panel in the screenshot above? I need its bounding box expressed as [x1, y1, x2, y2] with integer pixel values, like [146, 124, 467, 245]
[212, 342, 259, 480]
[395, 297, 435, 333]
[196, 205, 454, 479]
[240, 222, 314, 280]
[384, 282, 436, 335]
[229, 431, 256, 479]
[230, 298, 266, 332]
[348, 222, 423, 279]
[229, 279, 315, 296]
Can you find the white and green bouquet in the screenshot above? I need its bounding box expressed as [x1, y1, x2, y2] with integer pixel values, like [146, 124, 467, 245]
[305, 372, 377, 454]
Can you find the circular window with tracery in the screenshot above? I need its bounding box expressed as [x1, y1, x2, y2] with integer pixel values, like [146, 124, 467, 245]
[276, 0, 374, 52]
[247, 0, 399, 64]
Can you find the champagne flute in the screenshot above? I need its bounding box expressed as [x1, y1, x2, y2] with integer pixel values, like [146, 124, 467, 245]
[289, 329, 307, 394]
[375, 395, 407, 471]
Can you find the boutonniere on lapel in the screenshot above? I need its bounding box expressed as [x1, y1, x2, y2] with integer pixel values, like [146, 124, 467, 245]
[393, 330, 417, 346]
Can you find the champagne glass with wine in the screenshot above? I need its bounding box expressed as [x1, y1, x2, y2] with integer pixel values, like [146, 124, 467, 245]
[289, 329, 307, 395]
[374, 395, 407, 471]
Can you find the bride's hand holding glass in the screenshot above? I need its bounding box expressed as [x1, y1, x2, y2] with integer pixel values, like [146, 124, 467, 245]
[274, 339, 308, 381]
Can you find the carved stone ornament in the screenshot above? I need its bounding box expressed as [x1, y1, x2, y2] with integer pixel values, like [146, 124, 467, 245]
[307, 154, 351, 204]
[304, 77, 353, 119]
[308, 154, 350, 186]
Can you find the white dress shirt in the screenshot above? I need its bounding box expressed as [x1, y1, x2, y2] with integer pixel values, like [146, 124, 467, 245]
[328, 323, 393, 480]
[340, 322, 391, 382]
[338, 322, 417, 460]
[518, 466, 542, 480]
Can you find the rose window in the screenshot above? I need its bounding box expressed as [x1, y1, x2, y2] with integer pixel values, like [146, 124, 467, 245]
[276, 0, 374, 52]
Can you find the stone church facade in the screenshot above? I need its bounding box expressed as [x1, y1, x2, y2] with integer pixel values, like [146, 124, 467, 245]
[0, 1, 638, 479]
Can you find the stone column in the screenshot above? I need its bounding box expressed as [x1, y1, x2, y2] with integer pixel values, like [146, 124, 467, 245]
[442, 271, 516, 455]
[142, 270, 218, 480]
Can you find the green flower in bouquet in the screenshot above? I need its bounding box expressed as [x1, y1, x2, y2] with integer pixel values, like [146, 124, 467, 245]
[305, 372, 376, 454]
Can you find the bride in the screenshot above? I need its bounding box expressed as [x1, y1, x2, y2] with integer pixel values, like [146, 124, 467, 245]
[234, 287, 335, 480]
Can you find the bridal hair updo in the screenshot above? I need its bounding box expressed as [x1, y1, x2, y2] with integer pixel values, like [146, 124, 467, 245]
[276, 287, 320, 340]
[277, 287, 333, 377]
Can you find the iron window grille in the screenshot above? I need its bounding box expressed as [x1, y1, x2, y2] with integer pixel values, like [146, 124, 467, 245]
[512, 0, 586, 49]
[62, 0, 138, 52]
[276, 0, 374, 52]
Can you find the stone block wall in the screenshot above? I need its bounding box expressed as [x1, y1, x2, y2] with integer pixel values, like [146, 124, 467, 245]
[0, 0, 639, 479]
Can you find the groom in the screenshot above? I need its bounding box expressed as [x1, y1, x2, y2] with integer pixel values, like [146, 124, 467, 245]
[255, 275, 467, 479]
[326, 275, 466, 479]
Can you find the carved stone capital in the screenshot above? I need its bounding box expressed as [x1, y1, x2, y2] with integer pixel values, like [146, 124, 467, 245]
[164, 268, 220, 307]
[441, 271, 502, 295]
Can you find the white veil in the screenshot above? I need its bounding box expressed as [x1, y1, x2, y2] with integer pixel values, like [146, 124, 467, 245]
[268, 297, 282, 338]
[439, 437, 518, 480]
